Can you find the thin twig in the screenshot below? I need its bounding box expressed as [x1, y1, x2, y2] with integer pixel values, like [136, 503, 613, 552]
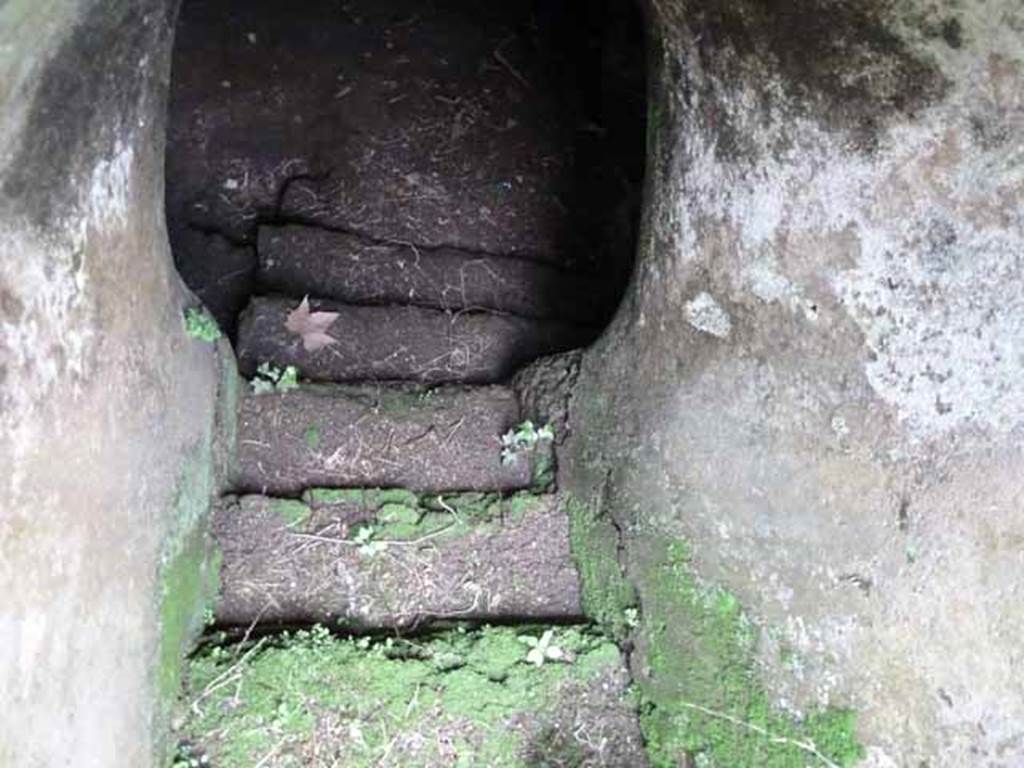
[236, 603, 271, 653]
[676, 700, 841, 768]
[253, 736, 288, 768]
[190, 637, 268, 716]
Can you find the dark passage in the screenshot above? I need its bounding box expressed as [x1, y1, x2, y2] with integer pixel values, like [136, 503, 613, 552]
[167, 6, 652, 757]
[166, 0, 646, 383]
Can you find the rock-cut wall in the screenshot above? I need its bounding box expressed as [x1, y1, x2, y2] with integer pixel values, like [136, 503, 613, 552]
[567, 0, 1024, 765]
[0, 0, 229, 765]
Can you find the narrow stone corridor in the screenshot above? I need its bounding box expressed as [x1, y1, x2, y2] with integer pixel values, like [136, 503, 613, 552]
[165, 0, 648, 763]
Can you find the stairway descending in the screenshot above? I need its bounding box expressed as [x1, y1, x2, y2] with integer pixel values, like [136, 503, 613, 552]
[220, 213, 607, 624]
[172, 0, 647, 760]
[198, 214, 651, 765]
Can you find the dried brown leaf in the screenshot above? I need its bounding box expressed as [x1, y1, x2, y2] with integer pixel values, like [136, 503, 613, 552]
[285, 296, 339, 352]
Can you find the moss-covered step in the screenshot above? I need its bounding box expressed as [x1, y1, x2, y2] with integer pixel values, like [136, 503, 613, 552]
[257, 225, 614, 325]
[174, 624, 648, 767]
[234, 383, 543, 494]
[236, 296, 592, 384]
[213, 491, 583, 627]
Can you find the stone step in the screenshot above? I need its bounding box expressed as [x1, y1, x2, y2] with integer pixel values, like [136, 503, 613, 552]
[234, 383, 551, 495]
[213, 491, 583, 628]
[236, 295, 592, 384]
[257, 224, 614, 325]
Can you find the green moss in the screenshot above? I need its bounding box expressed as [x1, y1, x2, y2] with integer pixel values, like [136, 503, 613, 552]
[155, 430, 223, 766]
[158, 526, 221, 706]
[303, 424, 321, 450]
[530, 449, 556, 491]
[303, 487, 365, 506]
[179, 625, 623, 767]
[371, 487, 420, 507]
[565, 493, 638, 640]
[422, 491, 501, 519]
[270, 499, 311, 529]
[636, 540, 863, 768]
[505, 491, 546, 519]
[298, 488, 550, 548]
[374, 501, 423, 538]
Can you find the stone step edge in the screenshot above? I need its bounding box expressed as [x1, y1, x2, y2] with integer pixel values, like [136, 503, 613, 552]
[256, 223, 613, 325]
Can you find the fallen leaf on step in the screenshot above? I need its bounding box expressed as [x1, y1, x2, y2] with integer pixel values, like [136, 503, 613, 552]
[285, 296, 339, 352]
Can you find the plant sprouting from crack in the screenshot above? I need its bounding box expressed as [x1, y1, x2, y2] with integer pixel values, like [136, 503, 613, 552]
[250, 362, 300, 395]
[518, 629, 571, 667]
[353, 525, 388, 557]
[501, 420, 554, 466]
[184, 307, 222, 342]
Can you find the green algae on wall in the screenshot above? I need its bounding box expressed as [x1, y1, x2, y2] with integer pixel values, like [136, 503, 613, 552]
[565, 493, 638, 640]
[157, 521, 221, 705]
[156, 343, 239, 762]
[178, 625, 628, 767]
[636, 540, 863, 768]
[155, 444, 221, 728]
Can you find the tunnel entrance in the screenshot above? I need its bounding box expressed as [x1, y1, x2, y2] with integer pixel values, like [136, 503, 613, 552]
[166, 0, 646, 383]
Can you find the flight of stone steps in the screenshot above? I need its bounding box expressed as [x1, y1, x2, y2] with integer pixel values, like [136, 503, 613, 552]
[217, 222, 593, 631]
[167, 0, 647, 758]
[196, 224, 650, 764]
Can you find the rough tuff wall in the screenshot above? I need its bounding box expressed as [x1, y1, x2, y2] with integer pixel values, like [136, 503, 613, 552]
[568, 0, 1023, 765]
[0, 0, 227, 765]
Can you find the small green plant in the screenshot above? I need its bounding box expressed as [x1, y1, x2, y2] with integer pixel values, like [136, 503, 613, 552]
[184, 308, 222, 342]
[250, 362, 300, 394]
[518, 629, 569, 667]
[353, 525, 387, 557]
[500, 420, 554, 466]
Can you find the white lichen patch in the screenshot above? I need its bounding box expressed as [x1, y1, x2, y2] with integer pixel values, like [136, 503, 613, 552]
[663, 10, 1024, 439]
[684, 291, 732, 338]
[744, 257, 821, 322]
[837, 219, 1024, 437]
[87, 138, 133, 226]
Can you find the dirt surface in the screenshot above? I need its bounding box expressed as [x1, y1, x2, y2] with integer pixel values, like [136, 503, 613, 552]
[169, 0, 573, 256]
[258, 224, 614, 325]
[213, 492, 582, 627]
[516, 664, 650, 768]
[237, 296, 591, 385]
[234, 384, 536, 494]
